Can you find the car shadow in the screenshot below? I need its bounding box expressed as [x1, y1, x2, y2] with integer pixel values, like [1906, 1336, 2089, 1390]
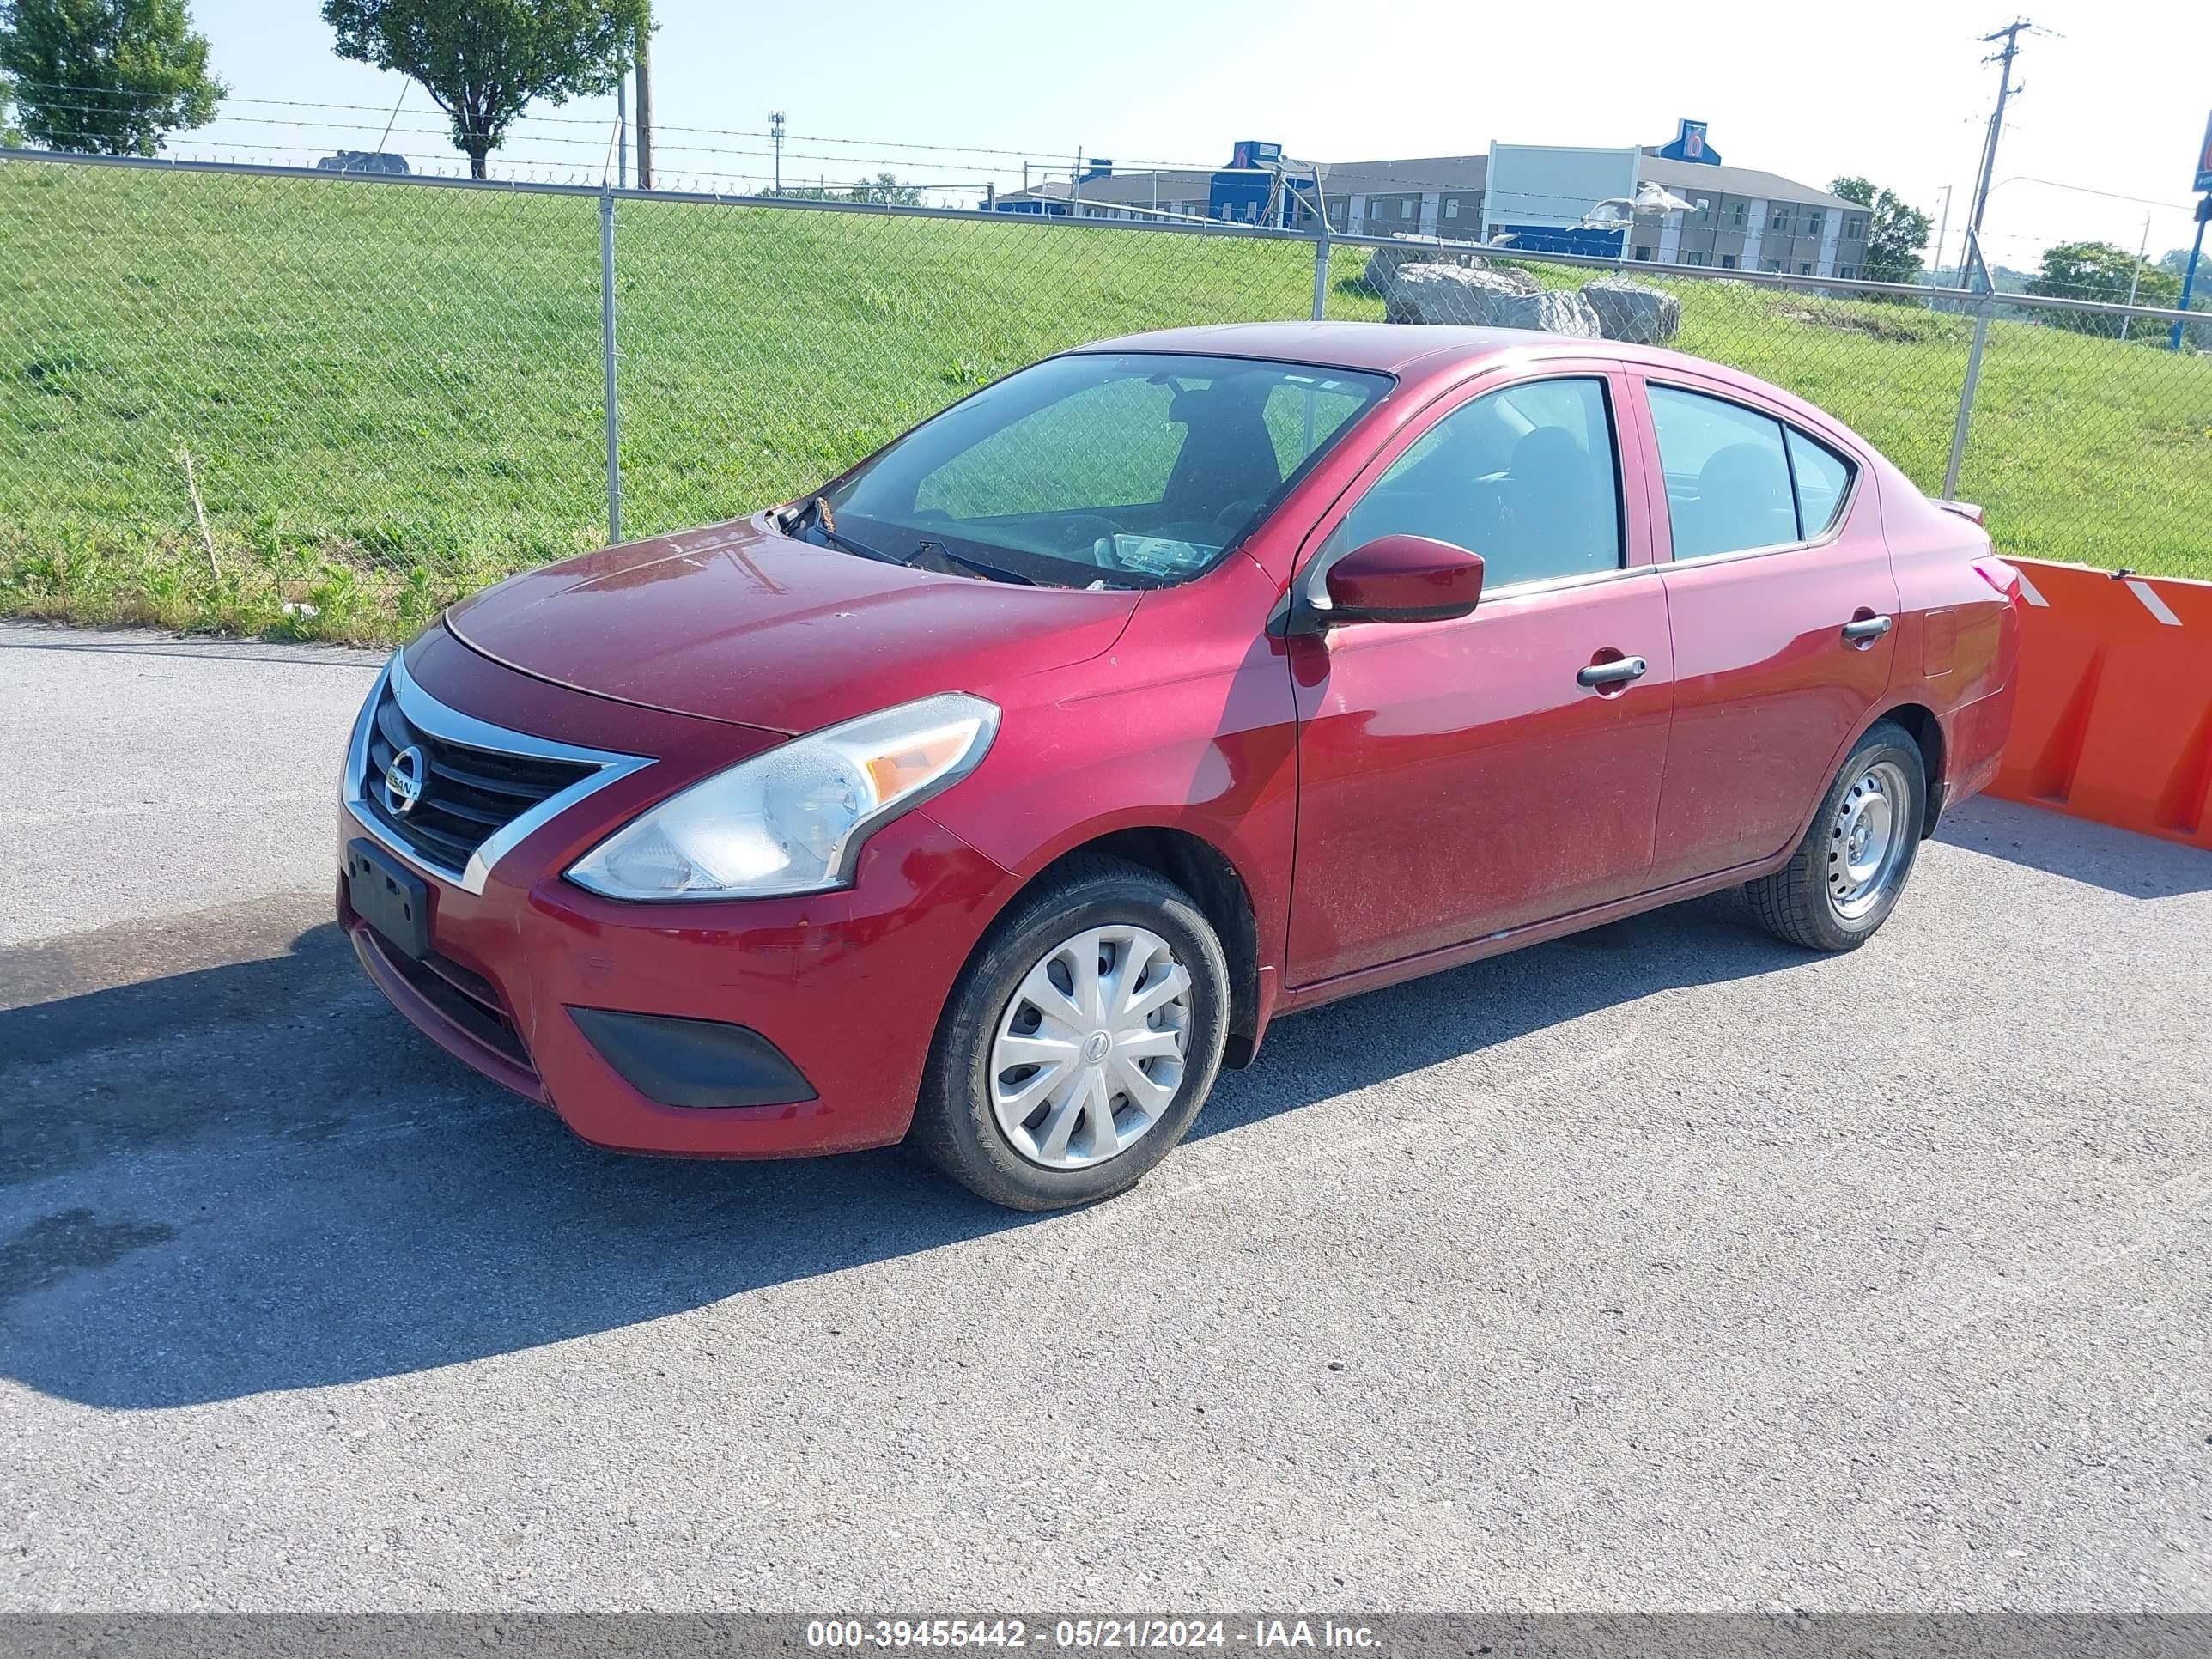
[0, 887, 1807, 1410]
[1934, 796, 2212, 899]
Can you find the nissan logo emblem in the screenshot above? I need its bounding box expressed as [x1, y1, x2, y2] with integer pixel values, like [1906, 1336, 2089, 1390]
[381, 744, 427, 817]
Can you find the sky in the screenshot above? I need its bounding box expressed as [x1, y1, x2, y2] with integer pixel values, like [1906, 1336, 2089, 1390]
[156, 0, 2212, 270]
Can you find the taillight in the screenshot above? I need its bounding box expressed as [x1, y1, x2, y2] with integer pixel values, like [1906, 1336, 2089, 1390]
[1973, 556, 2021, 602]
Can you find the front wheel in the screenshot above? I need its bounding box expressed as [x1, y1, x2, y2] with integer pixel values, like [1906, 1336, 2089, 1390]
[1747, 720, 1926, 952]
[910, 856, 1230, 1211]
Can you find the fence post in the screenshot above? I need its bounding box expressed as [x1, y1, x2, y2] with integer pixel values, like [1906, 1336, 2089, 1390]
[1941, 301, 1990, 502]
[599, 184, 623, 545]
[1310, 225, 1331, 322]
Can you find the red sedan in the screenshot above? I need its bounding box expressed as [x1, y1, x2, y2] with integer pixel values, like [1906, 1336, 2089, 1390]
[339, 323, 2020, 1210]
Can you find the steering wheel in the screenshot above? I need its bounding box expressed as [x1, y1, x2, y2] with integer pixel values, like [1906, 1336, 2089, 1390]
[1054, 514, 1125, 567]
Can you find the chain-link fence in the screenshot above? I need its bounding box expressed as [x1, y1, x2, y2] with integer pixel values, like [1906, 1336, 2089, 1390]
[2, 149, 2206, 641]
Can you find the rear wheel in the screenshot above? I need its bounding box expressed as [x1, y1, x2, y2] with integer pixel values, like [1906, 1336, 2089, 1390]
[910, 857, 1229, 1210]
[1747, 720, 1925, 952]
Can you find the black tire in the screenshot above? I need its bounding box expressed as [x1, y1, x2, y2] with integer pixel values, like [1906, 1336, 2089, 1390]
[910, 855, 1230, 1211]
[1747, 719, 1926, 952]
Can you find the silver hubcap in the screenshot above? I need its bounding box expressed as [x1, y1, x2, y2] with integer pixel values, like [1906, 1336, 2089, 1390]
[1827, 758, 1911, 921]
[989, 924, 1192, 1170]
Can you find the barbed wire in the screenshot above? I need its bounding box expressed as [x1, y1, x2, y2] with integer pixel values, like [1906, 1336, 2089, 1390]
[0, 76, 1227, 173]
[5, 78, 2191, 264]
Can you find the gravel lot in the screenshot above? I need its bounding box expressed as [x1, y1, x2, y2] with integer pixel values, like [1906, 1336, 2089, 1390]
[2, 621, 2208, 1613]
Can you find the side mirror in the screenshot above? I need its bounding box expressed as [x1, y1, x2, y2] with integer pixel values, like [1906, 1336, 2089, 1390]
[1313, 535, 1485, 628]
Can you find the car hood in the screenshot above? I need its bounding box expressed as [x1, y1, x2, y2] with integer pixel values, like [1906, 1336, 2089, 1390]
[445, 514, 1142, 734]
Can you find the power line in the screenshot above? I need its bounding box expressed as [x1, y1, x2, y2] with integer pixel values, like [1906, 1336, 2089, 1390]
[1991, 175, 2197, 212]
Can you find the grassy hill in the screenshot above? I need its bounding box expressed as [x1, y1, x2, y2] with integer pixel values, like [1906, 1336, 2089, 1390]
[1, 159, 2205, 641]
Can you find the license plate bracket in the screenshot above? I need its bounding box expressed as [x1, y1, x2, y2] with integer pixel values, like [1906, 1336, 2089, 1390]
[347, 838, 431, 960]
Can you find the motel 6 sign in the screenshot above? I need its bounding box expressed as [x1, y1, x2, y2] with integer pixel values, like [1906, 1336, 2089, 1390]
[2198, 110, 2212, 194]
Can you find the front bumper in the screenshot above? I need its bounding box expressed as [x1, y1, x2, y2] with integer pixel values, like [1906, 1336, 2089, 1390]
[340, 800, 1011, 1157]
[338, 632, 1016, 1158]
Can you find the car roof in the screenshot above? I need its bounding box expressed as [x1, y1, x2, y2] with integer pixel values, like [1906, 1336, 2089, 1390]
[1072, 320, 1860, 453]
[1073, 319, 1674, 377]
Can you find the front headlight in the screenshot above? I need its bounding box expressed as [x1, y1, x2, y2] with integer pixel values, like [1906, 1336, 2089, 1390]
[566, 693, 1000, 901]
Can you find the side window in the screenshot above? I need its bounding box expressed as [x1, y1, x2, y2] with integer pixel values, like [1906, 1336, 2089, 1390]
[1647, 386, 1798, 557]
[1786, 428, 1854, 538]
[1336, 377, 1621, 587]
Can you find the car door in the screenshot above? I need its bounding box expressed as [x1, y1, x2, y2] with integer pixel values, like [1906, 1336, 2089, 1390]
[1285, 368, 1675, 988]
[1634, 374, 1901, 886]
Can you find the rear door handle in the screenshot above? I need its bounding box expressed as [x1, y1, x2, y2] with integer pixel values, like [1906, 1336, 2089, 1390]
[1841, 614, 1893, 646]
[1577, 655, 1649, 688]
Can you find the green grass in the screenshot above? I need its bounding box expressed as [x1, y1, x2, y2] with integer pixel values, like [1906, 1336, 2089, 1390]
[2, 161, 2207, 641]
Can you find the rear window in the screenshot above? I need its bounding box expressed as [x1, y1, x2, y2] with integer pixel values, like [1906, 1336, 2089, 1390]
[1649, 384, 1857, 557]
[1786, 428, 1854, 538]
[1648, 386, 1797, 557]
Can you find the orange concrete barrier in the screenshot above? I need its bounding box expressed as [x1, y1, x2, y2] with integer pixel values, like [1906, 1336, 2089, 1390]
[1990, 558, 2212, 850]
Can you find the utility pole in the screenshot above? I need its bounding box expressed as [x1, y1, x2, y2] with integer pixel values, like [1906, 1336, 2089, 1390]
[1070, 149, 1083, 218]
[635, 26, 653, 191]
[1929, 184, 1953, 284]
[1960, 18, 2033, 289]
[2119, 211, 2152, 340]
[616, 77, 628, 189]
[769, 111, 786, 196]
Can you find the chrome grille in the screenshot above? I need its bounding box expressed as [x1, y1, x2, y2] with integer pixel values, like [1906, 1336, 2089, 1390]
[346, 653, 651, 893]
[359, 683, 594, 877]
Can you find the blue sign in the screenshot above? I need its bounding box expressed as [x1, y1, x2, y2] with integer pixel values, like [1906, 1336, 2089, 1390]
[1492, 222, 1627, 258]
[2197, 110, 2212, 194]
[1658, 118, 1722, 167]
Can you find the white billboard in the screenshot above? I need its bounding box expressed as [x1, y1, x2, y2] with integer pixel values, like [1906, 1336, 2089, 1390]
[1481, 143, 1642, 235]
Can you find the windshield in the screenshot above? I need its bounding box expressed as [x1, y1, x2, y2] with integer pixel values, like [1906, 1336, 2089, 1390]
[811, 352, 1391, 588]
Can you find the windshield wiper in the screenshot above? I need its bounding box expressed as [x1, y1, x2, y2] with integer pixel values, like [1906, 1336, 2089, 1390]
[781, 497, 1038, 586]
[913, 538, 1037, 587]
[782, 495, 903, 566]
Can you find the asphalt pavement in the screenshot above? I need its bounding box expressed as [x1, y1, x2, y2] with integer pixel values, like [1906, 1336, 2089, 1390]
[2, 620, 2208, 1612]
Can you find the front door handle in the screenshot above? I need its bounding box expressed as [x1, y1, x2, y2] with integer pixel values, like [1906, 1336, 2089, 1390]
[1841, 613, 1894, 647]
[1577, 655, 1649, 688]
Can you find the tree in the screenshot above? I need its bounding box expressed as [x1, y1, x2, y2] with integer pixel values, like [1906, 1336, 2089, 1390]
[785, 173, 925, 205]
[856, 172, 921, 205]
[2027, 241, 2183, 338]
[320, 0, 649, 180]
[2158, 247, 2194, 279]
[0, 0, 222, 156]
[1828, 176, 1933, 284]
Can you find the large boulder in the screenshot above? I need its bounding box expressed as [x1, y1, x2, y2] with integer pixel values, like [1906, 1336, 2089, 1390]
[1360, 234, 1486, 292]
[1492, 288, 1603, 337]
[1581, 279, 1682, 344]
[1384, 265, 1599, 337]
[1381, 264, 1529, 325]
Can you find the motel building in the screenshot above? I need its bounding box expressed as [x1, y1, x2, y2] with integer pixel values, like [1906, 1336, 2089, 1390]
[988, 122, 1873, 281]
